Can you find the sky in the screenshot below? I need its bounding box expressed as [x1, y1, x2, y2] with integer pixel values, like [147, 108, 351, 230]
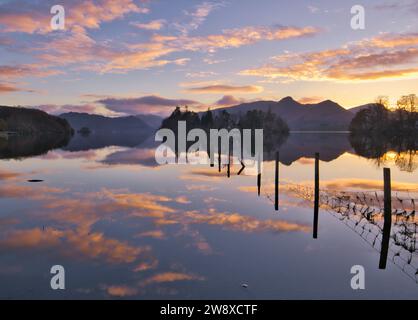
[0, 0, 418, 116]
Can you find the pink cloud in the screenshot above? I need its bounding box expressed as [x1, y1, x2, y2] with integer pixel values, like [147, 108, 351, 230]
[184, 84, 263, 94]
[35, 104, 99, 115]
[0, 0, 148, 34]
[215, 95, 244, 106]
[96, 95, 201, 115]
[131, 19, 166, 31]
[240, 32, 418, 81]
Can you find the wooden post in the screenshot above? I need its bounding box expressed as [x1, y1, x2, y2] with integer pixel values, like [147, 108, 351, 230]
[257, 153, 261, 196]
[218, 143, 221, 173]
[313, 153, 319, 239]
[379, 168, 392, 269]
[227, 147, 231, 178]
[275, 151, 279, 211]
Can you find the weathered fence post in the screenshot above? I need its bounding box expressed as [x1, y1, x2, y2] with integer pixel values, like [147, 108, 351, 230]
[275, 151, 279, 211]
[313, 153, 319, 239]
[227, 147, 231, 178]
[379, 167, 392, 269]
[257, 153, 261, 196]
[218, 143, 221, 173]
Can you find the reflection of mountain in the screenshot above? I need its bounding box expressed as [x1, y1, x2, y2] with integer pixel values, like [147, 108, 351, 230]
[151, 132, 351, 166]
[212, 97, 355, 131]
[63, 132, 154, 152]
[100, 135, 160, 167]
[60, 112, 152, 133]
[59, 113, 157, 152]
[271, 133, 353, 165]
[102, 148, 158, 167]
[0, 134, 71, 159]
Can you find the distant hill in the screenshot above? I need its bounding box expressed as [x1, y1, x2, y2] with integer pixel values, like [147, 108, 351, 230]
[348, 103, 378, 114]
[0, 106, 73, 135]
[211, 97, 356, 131]
[136, 114, 163, 129]
[60, 112, 152, 133]
[0, 106, 73, 159]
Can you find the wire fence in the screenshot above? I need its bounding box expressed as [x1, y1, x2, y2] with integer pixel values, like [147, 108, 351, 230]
[282, 183, 418, 282]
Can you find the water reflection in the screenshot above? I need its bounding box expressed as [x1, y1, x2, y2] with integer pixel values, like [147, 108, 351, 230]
[1, 131, 417, 172]
[350, 133, 417, 172]
[0, 131, 418, 299]
[0, 134, 71, 159]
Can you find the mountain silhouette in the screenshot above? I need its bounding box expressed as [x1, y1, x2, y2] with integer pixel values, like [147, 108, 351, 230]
[135, 114, 163, 129]
[60, 112, 152, 133]
[212, 97, 355, 131]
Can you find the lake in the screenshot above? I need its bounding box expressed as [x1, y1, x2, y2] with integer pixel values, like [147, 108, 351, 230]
[0, 132, 417, 299]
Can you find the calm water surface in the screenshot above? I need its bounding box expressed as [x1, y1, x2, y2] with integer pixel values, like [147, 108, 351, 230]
[0, 133, 417, 299]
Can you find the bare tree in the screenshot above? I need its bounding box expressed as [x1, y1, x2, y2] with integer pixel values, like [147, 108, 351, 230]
[396, 94, 417, 125]
[397, 94, 417, 113]
[375, 95, 390, 109]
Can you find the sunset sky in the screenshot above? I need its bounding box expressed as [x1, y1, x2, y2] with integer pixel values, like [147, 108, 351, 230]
[0, 0, 418, 116]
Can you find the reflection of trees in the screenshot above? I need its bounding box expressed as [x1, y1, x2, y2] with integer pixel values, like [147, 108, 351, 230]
[0, 134, 71, 159]
[161, 107, 289, 155]
[394, 150, 417, 173]
[350, 134, 417, 172]
[349, 99, 417, 171]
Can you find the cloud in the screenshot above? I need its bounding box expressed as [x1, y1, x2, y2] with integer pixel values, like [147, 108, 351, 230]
[186, 185, 217, 192]
[0, 36, 13, 46]
[102, 148, 158, 167]
[35, 103, 100, 115]
[141, 272, 205, 286]
[366, 32, 418, 48]
[240, 32, 418, 82]
[307, 5, 320, 13]
[173, 25, 321, 53]
[320, 178, 418, 192]
[215, 95, 244, 106]
[174, 1, 224, 35]
[133, 259, 159, 272]
[106, 285, 138, 297]
[0, 64, 61, 79]
[179, 209, 311, 233]
[374, 0, 418, 13]
[97, 25, 319, 73]
[131, 19, 166, 31]
[298, 96, 325, 104]
[0, 226, 146, 265]
[0, 170, 22, 181]
[184, 84, 263, 94]
[186, 71, 218, 78]
[136, 230, 165, 239]
[2, 20, 320, 77]
[0, 184, 65, 200]
[0, 0, 148, 34]
[26, 93, 212, 116]
[0, 83, 20, 93]
[97, 95, 201, 115]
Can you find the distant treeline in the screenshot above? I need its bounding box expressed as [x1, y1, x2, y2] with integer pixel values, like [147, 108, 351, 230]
[161, 107, 289, 134]
[161, 107, 290, 153]
[349, 95, 417, 164]
[0, 106, 73, 136]
[350, 94, 418, 137]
